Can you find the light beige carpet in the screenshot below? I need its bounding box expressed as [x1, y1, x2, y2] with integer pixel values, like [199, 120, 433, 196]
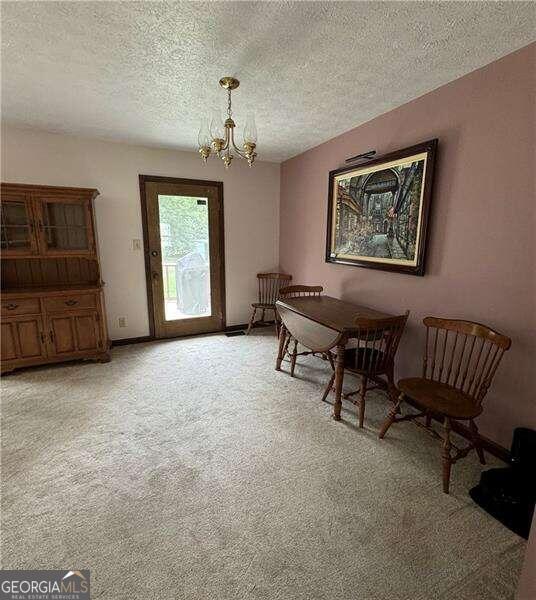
[1, 329, 526, 599]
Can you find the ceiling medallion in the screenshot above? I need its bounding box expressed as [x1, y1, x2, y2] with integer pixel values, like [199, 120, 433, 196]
[197, 77, 257, 169]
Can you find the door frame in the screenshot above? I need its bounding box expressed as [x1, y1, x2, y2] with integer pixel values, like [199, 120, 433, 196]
[138, 174, 226, 339]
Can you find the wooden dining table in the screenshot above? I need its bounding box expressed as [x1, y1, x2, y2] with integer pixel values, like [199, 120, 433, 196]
[275, 295, 394, 420]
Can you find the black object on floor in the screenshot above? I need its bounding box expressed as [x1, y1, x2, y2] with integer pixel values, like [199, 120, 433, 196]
[470, 427, 536, 539]
[225, 330, 246, 337]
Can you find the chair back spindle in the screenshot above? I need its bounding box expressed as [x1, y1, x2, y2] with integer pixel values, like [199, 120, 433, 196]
[278, 285, 323, 300]
[256, 273, 292, 306]
[351, 312, 409, 375]
[422, 317, 511, 405]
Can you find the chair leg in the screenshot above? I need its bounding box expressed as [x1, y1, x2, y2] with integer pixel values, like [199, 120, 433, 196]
[246, 307, 257, 335]
[379, 393, 404, 439]
[470, 420, 486, 465]
[442, 418, 452, 494]
[321, 373, 335, 402]
[290, 340, 298, 377]
[358, 375, 368, 428]
[261, 308, 266, 323]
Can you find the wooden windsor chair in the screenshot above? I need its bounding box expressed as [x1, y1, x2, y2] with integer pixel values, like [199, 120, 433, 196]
[246, 273, 292, 335]
[379, 317, 512, 494]
[321, 312, 409, 428]
[277, 285, 329, 376]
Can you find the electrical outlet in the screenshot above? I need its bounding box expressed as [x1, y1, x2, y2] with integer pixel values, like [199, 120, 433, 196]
[132, 239, 142, 251]
[118, 316, 127, 328]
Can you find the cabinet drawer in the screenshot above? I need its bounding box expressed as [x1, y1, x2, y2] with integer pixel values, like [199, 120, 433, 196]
[1, 297, 41, 316]
[44, 293, 97, 313]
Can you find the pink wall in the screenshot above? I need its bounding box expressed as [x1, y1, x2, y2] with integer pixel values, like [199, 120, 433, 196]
[280, 43, 535, 449]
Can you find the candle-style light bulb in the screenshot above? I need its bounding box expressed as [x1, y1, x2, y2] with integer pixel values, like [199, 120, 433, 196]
[243, 113, 257, 144]
[210, 109, 225, 141]
[198, 116, 211, 147]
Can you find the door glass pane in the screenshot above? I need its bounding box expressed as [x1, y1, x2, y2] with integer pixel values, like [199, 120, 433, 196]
[1, 201, 32, 250]
[2, 202, 29, 225]
[158, 195, 211, 321]
[43, 202, 89, 250]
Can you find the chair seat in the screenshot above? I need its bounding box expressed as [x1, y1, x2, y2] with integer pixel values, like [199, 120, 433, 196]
[252, 302, 276, 309]
[398, 377, 482, 419]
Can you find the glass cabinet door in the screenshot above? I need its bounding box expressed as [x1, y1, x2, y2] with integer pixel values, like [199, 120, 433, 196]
[0, 197, 37, 255]
[38, 198, 93, 254]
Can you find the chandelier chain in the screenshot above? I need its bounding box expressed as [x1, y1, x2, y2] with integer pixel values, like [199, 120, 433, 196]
[227, 89, 232, 119]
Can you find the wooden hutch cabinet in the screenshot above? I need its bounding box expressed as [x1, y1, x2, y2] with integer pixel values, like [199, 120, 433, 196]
[1, 183, 110, 373]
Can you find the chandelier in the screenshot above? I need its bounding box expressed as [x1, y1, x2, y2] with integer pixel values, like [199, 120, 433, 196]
[197, 77, 257, 169]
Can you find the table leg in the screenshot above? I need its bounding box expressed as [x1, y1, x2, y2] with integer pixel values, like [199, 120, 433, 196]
[275, 324, 287, 371]
[332, 343, 345, 421]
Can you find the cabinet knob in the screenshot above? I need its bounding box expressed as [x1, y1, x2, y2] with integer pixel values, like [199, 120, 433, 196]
[5, 303, 18, 310]
[151, 250, 159, 257]
[65, 299, 78, 306]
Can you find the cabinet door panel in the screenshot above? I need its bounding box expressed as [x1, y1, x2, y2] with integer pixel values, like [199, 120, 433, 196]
[1, 322, 19, 360]
[49, 316, 76, 354]
[48, 311, 101, 356]
[18, 320, 44, 357]
[1, 316, 47, 362]
[74, 314, 100, 351]
[1, 195, 38, 256]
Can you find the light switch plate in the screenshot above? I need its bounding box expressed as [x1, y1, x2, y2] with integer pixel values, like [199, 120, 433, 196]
[132, 239, 142, 251]
[118, 316, 127, 328]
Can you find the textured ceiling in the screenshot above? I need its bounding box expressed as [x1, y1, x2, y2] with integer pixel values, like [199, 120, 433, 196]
[2, 1, 535, 162]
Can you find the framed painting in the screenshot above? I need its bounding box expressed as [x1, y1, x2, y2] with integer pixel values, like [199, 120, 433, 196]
[325, 139, 437, 276]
